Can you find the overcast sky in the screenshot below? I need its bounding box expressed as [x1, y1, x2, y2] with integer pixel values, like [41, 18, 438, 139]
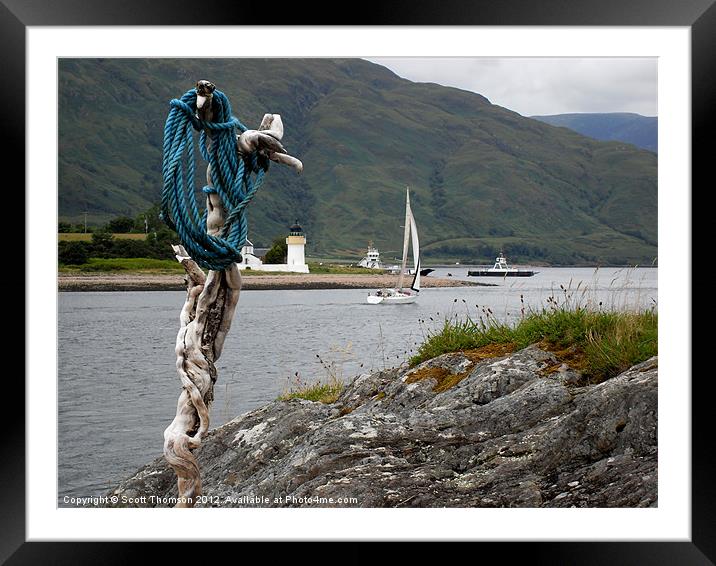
[366, 58, 657, 117]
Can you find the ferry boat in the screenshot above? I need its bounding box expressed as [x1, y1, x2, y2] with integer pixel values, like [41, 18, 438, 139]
[467, 253, 538, 277]
[357, 242, 384, 270]
[357, 242, 432, 275]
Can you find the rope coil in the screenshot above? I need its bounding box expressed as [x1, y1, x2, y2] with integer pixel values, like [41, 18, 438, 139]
[161, 88, 265, 271]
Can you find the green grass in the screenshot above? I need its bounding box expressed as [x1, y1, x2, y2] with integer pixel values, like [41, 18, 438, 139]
[238, 269, 291, 276]
[58, 233, 148, 241]
[59, 257, 184, 273]
[237, 263, 380, 275]
[278, 368, 344, 403]
[306, 262, 382, 275]
[411, 301, 657, 384]
[278, 349, 351, 403]
[278, 381, 343, 403]
[58, 258, 383, 276]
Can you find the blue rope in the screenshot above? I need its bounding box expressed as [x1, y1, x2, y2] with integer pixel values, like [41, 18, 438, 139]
[161, 88, 266, 271]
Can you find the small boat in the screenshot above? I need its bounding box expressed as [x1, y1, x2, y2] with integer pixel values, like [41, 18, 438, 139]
[467, 253, 538, 277]
[367, 188, 421, 304]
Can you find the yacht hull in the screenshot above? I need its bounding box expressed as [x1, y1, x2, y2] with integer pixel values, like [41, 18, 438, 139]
[367, 290, 417, 304]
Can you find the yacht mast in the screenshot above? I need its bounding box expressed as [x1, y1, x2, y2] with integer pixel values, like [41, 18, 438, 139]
[397, 187, 411, 291]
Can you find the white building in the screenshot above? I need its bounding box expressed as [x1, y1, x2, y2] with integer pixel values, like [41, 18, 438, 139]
[236, 222, 309, 273]
[237, 240, 264, 269]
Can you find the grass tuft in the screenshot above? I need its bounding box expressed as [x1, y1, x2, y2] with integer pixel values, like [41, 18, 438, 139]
[278, 381, 343, 404]
[410, 296, 657, 384]
[278, 347, 351, 403]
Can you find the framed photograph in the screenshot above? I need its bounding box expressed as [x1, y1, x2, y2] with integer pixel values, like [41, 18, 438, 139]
[9, 0, 705, 562]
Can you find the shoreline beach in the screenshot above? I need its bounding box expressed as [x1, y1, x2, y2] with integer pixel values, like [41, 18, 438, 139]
[58, 272, 491, 292]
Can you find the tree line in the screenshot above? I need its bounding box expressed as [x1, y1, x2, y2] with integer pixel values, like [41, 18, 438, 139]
[59, 204, 292, 266]
[58, 204, 164, 235]
[59, 204, 179, 265]
[58, 229, 178, 265]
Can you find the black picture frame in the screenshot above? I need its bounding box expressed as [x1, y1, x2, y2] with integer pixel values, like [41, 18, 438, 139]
[7, 0, 705, 563]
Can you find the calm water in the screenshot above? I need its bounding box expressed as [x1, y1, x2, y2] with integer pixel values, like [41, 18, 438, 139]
[58, 266, 657, 504]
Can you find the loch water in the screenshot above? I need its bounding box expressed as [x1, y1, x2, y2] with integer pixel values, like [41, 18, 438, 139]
[58, 266, 657, 504]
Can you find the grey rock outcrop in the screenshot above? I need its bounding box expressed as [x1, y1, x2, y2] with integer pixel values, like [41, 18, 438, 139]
[107, 346, 657, 507]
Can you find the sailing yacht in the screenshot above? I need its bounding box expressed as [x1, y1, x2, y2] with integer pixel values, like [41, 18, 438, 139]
[367, 188, 421, 304]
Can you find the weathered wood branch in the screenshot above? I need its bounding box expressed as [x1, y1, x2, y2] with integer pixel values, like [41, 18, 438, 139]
[238, 113, 303, 174]
[163, 108, 242, 506]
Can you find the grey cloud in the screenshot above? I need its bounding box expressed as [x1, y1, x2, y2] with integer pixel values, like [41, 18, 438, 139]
[366, 57, 657, 117]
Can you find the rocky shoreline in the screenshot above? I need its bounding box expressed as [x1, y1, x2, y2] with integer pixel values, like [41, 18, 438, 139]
[106, 345, 657, 508]
[58, 272, 491, 292]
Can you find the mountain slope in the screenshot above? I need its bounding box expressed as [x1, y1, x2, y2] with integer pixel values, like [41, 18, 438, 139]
[58, 59, 658, 265]
[530, 113, 657, 153]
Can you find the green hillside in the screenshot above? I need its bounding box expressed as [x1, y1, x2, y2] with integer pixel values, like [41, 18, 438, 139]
[58, 58, 657, 265]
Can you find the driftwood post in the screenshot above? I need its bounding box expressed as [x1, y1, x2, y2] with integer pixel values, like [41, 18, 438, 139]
[162, 80, 302, 507]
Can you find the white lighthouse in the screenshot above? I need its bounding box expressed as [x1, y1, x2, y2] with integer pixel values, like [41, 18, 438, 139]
[286, 222, 309, 273]
[235, 221, 309, 273]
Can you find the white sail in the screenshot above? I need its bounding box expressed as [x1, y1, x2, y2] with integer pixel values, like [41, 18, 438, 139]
[409, 199, 420, 292]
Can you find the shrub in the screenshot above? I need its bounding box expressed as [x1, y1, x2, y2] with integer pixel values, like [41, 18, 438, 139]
[146, 227, 179, 259]
[264, 237, 287, 264]
[90, 230, 114, 255]
[106, 216, 135, 233]
[109, 239, 154, 259]
[58, 241, 90, 265]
